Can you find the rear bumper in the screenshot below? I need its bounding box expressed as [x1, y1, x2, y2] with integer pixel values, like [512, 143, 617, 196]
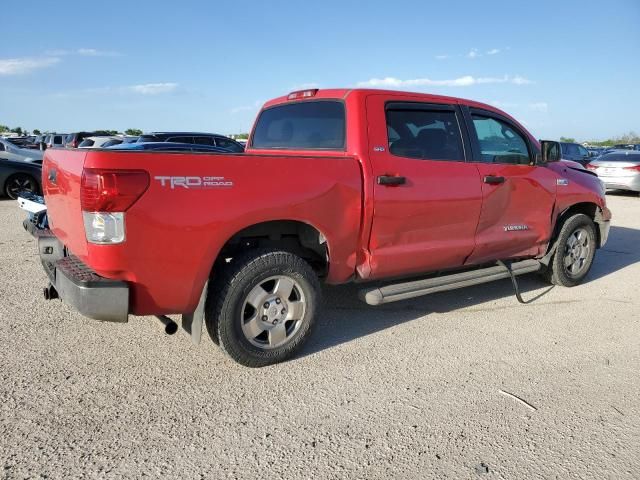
[35, 232, 129, 323]
[601, 175, 640, 192]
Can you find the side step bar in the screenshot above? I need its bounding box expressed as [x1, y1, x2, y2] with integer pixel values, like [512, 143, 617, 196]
[359, 259, 542, 306]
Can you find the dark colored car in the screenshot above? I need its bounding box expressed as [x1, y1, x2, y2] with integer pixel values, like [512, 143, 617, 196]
[612, 143, 640, 151]
[65, 131, 115, 148]
[136, 132, 245, 153]
[0, 158, 42, 199]
[5, 136, 37, 149]
[107, 142, 232, 153]
[560, 142, 591, 165]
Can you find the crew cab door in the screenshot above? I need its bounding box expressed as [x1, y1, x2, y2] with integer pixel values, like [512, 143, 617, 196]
[365, 96, 483, 279]
[462, 107, 557, 265]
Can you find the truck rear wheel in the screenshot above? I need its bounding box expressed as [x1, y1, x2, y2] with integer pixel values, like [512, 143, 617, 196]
[206, 249, 321, 367]
[542, 213, 597, 287]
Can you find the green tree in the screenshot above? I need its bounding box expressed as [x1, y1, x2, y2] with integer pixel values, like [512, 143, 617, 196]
[559, 136, 575, 143]
[10, 127, 23, 135]
[33, 129, 41, 135]
[0, 124, 10, 133]
[124, 128, 143, 136]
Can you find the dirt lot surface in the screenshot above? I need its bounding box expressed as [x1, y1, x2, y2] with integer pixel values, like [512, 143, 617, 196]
[1, 193, 638, 479]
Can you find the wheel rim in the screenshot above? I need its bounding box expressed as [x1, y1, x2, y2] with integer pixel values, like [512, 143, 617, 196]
[6, 175, 36, 199]
[563, 227, 592, 277]
[240, 275, 306, 350]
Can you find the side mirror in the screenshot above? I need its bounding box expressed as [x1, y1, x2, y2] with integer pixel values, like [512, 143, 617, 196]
[540, 140, 561, 163]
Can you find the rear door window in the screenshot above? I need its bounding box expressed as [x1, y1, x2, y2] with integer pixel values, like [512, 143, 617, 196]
[252, 101, 345, 150]
[385, 107, 465, 161]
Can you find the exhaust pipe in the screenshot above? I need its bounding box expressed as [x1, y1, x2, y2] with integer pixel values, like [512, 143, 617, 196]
[43, 284, 59, 300]
[155, 315, 178, 335]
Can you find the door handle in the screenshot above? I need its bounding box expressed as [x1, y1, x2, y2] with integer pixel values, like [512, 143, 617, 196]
[483, 175, 505, 185]
[377, 175, 406, 186]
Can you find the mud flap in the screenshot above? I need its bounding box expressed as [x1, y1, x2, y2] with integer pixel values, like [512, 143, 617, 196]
[182, 281, 208, 345]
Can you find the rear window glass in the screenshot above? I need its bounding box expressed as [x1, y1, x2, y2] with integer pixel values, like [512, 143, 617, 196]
[79, 139, 95, 147]
[252, 101, 345, 150]
[599, 153, 640, 162]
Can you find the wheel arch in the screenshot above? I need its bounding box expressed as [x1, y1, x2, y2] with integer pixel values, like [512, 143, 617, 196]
[551, 201, 604, 252]
[213, 219, 331, 277]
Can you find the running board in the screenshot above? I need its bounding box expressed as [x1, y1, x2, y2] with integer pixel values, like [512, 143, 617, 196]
[359, 259, 542, 306]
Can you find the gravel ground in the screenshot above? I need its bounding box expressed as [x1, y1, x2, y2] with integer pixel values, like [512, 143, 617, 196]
[1, 193, 639, 479]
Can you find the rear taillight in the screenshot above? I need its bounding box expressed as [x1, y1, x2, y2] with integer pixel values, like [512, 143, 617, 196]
[72, 140, 78, 148]
[623, 165, 640, 172]
[81, 169, 149, 212]
[585, 163, 598, 171]
[81, 169, 149, 244]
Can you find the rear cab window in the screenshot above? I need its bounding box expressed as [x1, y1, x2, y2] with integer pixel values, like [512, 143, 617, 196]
[251, 101, 345, 150]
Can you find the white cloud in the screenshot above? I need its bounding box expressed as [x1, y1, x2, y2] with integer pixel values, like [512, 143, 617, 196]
[46, 48, 121, 57]
[528, 102, 548, 112]
[512, 75, 532, 85]
[357, 75, 533, 88]
[0, 57, 60, 75]
[467, 49, 480, 59]
[126, 83, 178, 95]
[292, 82, 320, 90]
[435, 54, 449, 60]
[489, 101, 549, 113]
[231, 100, 263, 114]
[487, 48, 500, 55]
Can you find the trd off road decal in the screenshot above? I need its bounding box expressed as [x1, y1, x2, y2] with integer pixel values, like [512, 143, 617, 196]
[154, 176, 233, 189]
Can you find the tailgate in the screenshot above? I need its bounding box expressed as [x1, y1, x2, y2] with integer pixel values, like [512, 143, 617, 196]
[42, 148, 89, 259]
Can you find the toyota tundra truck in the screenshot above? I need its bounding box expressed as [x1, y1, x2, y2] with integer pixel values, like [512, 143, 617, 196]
[26, 88, 611, 367]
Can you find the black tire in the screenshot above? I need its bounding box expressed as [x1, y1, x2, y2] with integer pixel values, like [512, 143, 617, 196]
[542, 214, 597, 287]
[4, 173, 39, 200]
[205, 249, 321, 367]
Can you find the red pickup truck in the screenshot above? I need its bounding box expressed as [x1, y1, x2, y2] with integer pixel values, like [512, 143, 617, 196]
[29, 88, 611, 367]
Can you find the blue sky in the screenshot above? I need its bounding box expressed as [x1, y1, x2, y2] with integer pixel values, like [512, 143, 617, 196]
[1, 0, 638, 140]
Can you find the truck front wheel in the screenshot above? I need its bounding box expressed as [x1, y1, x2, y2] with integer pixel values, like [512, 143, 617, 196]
[542, 213, 597, 287]
[206, 249, 321, 367]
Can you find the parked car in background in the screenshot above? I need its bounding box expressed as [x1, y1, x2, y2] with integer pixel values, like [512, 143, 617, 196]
[136, 132, 245, 152]
[560, 142, 591, 166]
[78, 136, 123, 149]
[0, 158, 42, 199]
[0, 138, 44, 163]
[107, 142, 232, 153]
[586, 150, 640, 193]
[101, 136, 138, 148]
[45, 134, 68, 150]
[5, 136, 37, 149]
[33, 134, 48, 151]
[587, 147, 606, 158]
[612, 143, 640, 151]
[65, 131, 115, 148]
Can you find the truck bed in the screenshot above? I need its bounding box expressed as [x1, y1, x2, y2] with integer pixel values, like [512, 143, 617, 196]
[42, 148, 363, 315]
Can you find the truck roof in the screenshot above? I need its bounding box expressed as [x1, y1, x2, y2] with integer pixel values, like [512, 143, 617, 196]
[263, 88, 502, 114]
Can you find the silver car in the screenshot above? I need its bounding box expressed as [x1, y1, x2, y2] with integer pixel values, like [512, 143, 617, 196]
[587, 150, 640, 192]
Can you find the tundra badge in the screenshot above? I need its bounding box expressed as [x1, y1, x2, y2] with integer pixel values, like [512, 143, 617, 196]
[504, 225, 530, 232]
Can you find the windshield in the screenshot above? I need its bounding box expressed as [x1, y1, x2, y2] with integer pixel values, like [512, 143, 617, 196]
[251, 101, 345, 150]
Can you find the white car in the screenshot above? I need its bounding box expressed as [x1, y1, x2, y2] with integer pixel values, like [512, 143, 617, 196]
[78, 136, 123, 149]
[0, 138, 44, 163]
